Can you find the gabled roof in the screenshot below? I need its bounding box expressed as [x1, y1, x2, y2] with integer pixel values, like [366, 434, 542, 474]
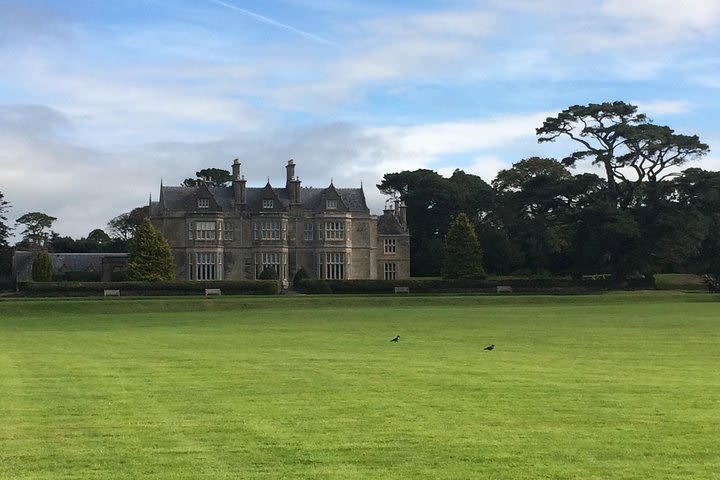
[194, 183, 223, 212]
[299, 187, 368, 212]
[154, 184, 369, 214]
[248, 183, 286, 212]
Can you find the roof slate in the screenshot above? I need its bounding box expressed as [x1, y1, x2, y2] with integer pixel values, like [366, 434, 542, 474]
[377, 211, 406, 234]
[156, 184, 369, 213]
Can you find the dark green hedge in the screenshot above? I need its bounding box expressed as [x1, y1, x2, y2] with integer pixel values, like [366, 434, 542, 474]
[52, 271, 103, 282]
[17, 280, 280, 296]
[296, 277, 655, 294]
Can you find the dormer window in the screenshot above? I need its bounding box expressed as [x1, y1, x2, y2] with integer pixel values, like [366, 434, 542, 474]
[263, 199, 274, 209]
[198, 198, 210, 209]
[326, 199, 337, 210]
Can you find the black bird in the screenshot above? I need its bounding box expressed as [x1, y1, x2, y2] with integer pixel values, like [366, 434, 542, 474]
[391, 335, 400, 342]
[484, 344, 495, 351]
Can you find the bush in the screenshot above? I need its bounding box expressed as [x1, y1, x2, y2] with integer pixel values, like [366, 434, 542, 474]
[295, 279, 332, 294]
[258, 266, 279, 280]
[293, 267, 310, 287]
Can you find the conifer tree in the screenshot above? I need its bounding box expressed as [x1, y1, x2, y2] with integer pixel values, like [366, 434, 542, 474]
[31, 250, 53, 282]
[0, 191, 11, 277]
[126, 218, 175, 282]
[442, 212, 485, 279]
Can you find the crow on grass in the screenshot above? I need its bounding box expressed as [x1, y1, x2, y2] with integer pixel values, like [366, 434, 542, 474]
[484, 344, 495, 351]
[391, 335, 400, 342]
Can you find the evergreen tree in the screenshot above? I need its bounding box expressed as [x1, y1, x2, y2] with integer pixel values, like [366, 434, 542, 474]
[126, 218, 175, 282]
[442, 213, 485, 279]
[0, 191, 10, 249]
[0, 191, 11, 277]
[31, 250, 53, 282]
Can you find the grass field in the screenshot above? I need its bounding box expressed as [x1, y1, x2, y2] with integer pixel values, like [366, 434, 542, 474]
[1, 293, 719, 479]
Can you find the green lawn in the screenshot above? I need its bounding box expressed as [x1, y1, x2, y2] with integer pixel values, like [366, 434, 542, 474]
[1, 293, 719, 479]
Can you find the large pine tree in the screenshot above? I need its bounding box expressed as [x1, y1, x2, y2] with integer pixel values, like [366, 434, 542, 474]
[126, 218, 175, 282]
[442, 213, 485, 279]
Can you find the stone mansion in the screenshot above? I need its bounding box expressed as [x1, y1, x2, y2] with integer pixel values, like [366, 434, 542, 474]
[149, 159, 410, 282]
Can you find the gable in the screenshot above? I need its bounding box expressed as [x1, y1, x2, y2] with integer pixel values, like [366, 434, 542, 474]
[189, 184, 222, 212]
[317, 184, 348, 212]
[248, 183, 286, 212]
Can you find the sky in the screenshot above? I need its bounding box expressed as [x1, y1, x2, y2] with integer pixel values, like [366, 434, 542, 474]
[1, 0, 720, 241]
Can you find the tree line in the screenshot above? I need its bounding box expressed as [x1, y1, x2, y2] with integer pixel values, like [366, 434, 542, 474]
[379, 101, 718, 283]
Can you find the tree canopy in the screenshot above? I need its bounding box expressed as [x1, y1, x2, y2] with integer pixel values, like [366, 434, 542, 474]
[378, 125, 712, 282]
[537, 101, 647, 204]
[108, 206, 149, 242]
[183, 168, 232, 187]
[15, 212, 57, 249]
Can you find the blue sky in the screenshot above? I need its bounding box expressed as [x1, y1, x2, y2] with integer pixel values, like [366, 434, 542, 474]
[1, 0, 719, 239]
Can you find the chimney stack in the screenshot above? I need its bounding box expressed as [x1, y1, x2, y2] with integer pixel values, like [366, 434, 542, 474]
[286, 159, 296, 188]
[232, 158, 246, 207]
[286, 159, 301, 204]
[232, 158, 241, 180]
[394, 199, 407, 229]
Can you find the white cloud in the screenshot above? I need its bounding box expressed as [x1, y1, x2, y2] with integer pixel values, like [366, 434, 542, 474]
[445, 155, 507, 183]
[567, 0, 720, 53]
[368, 112, 549, 156]
[633, 100, 692, 116]
[602, 0, 720, 34]
[361, 10, 498, 39]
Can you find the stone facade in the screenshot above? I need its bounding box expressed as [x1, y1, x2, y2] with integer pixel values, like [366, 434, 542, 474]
[149, 160, 410, 282]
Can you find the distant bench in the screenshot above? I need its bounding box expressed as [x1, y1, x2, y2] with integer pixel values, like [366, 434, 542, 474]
[583, 274, 612, 281]
[496, 286, 513, 293]
[103, 289, 120, 297]
[205, 288, 222, 297]
[394, 286, 410, 294]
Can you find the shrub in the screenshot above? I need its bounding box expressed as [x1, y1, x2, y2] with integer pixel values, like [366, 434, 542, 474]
[258, 266, 279, 280]
[293, 267, 310, 287]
